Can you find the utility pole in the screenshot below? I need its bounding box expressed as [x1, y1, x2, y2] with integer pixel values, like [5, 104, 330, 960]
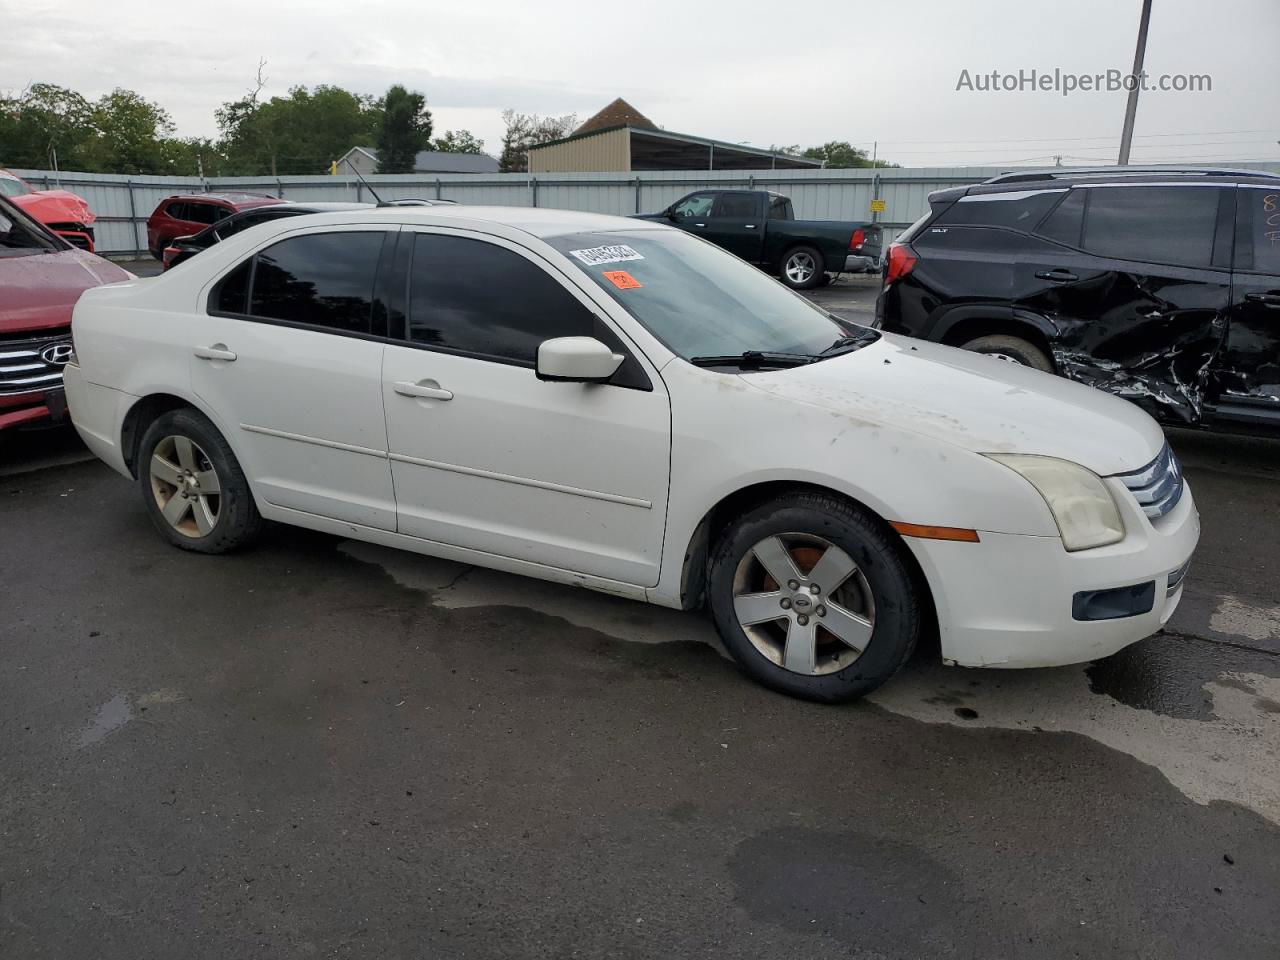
[1117, 0, 1153, 165]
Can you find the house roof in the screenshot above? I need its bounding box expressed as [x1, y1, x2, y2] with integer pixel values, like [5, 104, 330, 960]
[528, 126, 821, 170]
[575, 98, 656, 135]
[340, 146, 499, 174]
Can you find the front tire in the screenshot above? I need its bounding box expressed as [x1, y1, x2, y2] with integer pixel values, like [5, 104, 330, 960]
[137, 408, 263, 554]
[707, 492, 922, 702]
[780, 245, 825, 290]
[960, 334, 1054, 373]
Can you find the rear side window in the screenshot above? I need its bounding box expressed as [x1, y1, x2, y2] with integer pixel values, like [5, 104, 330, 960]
[712, 193, 757, 218]
[407, 234, 595, 364]
[1235, 187, 1280, 275]
[1079, 186, 1220, 268]
[936, 190, 1065, 230]
[211, 231, 387, 335]
[767, 197, 793, 220]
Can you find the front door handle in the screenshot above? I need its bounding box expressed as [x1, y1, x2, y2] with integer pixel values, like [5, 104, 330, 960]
[744, 224, 756, 229]
[1245, 292, 1280, 307]
[193, 344, 237, 361]
[394, 379, 453, 401]
[1035, 269, 1079, 282]
[693, 222, 707, 228]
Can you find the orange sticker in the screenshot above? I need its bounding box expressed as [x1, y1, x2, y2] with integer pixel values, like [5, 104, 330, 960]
[603, 270, 642, 290]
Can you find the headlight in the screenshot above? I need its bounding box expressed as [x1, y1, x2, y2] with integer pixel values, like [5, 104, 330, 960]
[986, 454, 1124, 551]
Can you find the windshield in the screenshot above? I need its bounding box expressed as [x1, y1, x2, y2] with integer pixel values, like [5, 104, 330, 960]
[0, 197, 59, 256]
[0, 175, 33, 198]
[547, 229, 875, 363]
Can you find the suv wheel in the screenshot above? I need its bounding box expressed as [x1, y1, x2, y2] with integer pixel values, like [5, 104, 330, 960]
[960, 334, 1054, 373]
[138, 408, 263, 554]
[780, 246, 825, 290]
[707, 492, 922, 702]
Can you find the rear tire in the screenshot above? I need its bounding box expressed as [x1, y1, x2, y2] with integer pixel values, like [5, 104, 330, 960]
[707, 491, 922, 703]
[137, 408, 263, 554]
[780, 245, 825, 290]
[960, 334, 1054, 373]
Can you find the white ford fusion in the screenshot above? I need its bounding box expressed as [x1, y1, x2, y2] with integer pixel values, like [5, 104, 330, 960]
[65, 206, 1198, 702]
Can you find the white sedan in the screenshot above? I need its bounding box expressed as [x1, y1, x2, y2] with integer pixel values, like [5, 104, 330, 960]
[64, 206, 1198, 702]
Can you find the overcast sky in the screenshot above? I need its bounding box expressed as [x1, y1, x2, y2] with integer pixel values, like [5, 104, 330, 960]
[3, 0, 1277, 167]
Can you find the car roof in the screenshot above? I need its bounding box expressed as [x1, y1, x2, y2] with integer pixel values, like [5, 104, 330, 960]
[232, 201, 373, 214]
[269, 205, 670, 239]
[973, 166, 1280, 193]
[165, 192, 281, 207]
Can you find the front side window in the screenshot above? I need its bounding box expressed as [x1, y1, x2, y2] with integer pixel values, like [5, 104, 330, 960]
[671, 193, 715, 219]
[187, 203, 226, 226]
[212, 231, 386, 335]
[407, 233, 595, 364]
[1079, 185, 1220, 268]
[548, 229, 859, 361]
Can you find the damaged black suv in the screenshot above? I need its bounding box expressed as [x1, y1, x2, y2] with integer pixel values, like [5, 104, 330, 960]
[876, 167, 1280, 433]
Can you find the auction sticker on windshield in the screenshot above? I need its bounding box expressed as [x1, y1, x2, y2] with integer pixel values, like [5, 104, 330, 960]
[569, 244, 644, 266]
[603, 270, 642, 289]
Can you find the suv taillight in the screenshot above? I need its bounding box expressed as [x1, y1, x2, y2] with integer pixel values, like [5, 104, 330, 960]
[849, 228, 865, 251]
[883, 243, 917, 286]
[162, 246, 179, 269]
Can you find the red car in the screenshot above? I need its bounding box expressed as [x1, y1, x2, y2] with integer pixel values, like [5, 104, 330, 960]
[0, 169, 97, 252]
[0, 196, 131, 432]
[145, 192, 280, 259]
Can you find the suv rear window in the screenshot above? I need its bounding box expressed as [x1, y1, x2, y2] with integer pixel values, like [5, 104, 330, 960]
[1078, 185, 1220, 269]
[935, 189, 1065, 230]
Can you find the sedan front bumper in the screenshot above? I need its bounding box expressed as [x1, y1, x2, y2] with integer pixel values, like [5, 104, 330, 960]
[902, 479, 1200, 668]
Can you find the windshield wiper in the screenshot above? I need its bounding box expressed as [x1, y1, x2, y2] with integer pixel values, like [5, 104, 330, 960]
[688, 351, 816, 370]
[817, 332, 877, 358]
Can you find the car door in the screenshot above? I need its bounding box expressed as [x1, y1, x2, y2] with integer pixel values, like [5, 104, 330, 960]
[381, 228, 671, 586]
[1016, 183, 1232, 424]
[191, 224, 399, 529]
[667, 192, 717, 238]
[704, 191, 765, 262]
[1211, 184, 1280, 427]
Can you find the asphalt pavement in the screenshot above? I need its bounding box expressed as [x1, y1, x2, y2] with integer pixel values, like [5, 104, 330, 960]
[2, 270, 1279, 958]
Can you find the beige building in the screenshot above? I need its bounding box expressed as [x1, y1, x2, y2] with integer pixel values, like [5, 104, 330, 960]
[528, 99, 819, 174]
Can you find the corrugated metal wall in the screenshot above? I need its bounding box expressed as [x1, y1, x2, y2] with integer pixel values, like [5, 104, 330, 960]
[15, 163, 1280, 257]
[528, 128, 630, 173]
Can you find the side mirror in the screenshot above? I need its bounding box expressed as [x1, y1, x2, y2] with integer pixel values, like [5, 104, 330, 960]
[536, 337, 625, 384]
[666, 207, 680, 222]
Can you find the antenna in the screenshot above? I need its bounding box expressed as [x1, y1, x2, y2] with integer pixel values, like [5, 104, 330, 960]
[341, 156, 383, 204]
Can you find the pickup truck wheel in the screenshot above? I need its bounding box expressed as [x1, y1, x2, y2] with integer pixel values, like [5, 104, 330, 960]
[707, 491, 922, 703]
[780, 246, 825, 290]
[138, 408, 263, 554]
[960, 334, 1054, 373]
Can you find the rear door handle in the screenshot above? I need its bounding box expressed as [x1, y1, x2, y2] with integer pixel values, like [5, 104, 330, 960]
[1245, 292, 1280, 307]
[1035, 269, 1079, 282]
[193, 344, 237, 361]
[394, 379, 453, 401]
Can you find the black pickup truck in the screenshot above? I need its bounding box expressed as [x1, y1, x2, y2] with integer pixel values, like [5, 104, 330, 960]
[636, 189, 881, 290]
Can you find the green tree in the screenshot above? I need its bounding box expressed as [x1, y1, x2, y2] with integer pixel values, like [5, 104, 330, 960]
[432, 129, 485, 154]
[82, 88, 175, 174]
[217, 83, 381, 176]
[0, 83, 94, 169]
[376, 86, 432, 173]
[799, 140, 897, 169]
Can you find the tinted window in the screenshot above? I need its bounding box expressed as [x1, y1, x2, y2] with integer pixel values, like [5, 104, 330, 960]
[1080, 186, 1219, 268]
[408, 234, 595, 364]
[187, 202, 225, 226]
[247, 232, 385, 333]
[1037, 190, 1085, 247]
[713, 193, 757, 218]
[165, 201, 189, 221]
[938, 189, 1065, 230]
[768, 197, 793, 221]
[672, 193, 715, 218]
[1236, 187, 1280, 275]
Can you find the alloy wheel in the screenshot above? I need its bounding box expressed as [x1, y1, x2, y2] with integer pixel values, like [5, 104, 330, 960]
[731, 533, 875, 675]
[149, 435, 221, 538]
[785, 251, 817, 285]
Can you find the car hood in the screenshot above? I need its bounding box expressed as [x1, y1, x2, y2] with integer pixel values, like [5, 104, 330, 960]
[11, 189, 95, 226]
[0, 249, 132, 333]
[741, 334, 1166, 476]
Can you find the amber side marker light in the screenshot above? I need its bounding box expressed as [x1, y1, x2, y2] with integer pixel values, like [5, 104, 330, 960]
[891, 522, 981, 543]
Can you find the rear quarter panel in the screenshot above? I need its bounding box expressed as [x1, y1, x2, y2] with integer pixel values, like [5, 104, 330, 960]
[763, 220, 869, 270]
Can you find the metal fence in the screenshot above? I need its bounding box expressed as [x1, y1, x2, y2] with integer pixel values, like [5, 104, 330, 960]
[14, 162, 1280, 259]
